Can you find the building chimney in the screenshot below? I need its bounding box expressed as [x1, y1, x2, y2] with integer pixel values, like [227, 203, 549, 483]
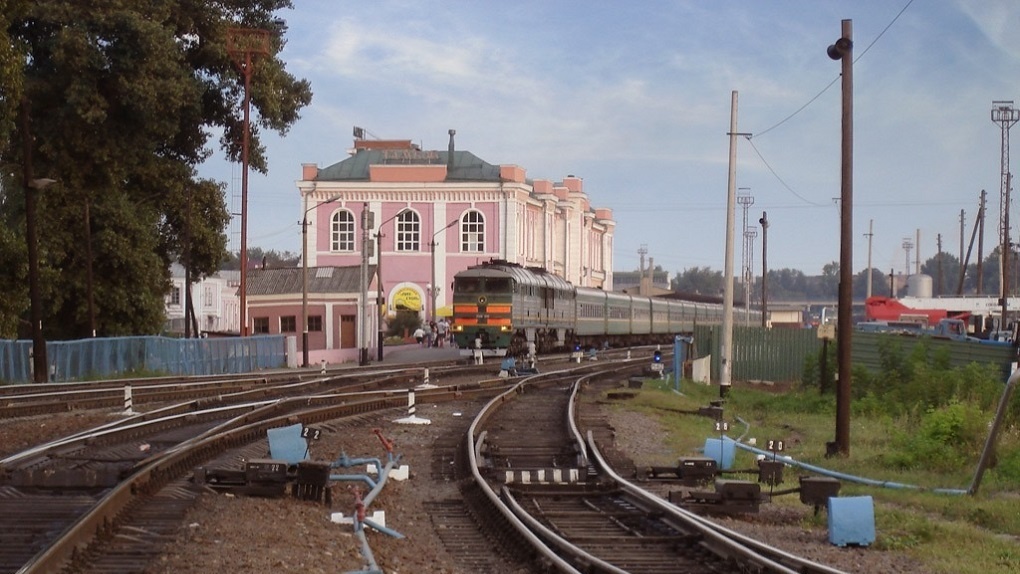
[447, 129, 456, 172]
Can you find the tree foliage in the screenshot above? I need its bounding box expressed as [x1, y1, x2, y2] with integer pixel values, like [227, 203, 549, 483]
[672, 266, 723, 296]
[0, 1, 312, 339]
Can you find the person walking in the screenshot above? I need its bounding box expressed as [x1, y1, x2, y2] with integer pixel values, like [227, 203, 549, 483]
[413, 326, 425, 346]
[436, 318, 448, 348]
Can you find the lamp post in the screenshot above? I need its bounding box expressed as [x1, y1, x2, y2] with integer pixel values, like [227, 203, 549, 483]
[375, 208, 411, 361]
[84, 198, 97, 337]
[227, 27, 271, 336]
[425, 283, 432, 325]
[21, 98, 58, 383]
[301, 194, 343, 368]
[430, 219, 459, 323]
[359, 203, 373, 366]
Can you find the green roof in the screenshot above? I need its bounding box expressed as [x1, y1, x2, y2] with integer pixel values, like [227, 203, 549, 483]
[316, 150, 501, 182]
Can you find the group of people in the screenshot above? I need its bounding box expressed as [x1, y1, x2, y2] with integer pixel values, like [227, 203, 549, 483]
[412, 318, 453, 348]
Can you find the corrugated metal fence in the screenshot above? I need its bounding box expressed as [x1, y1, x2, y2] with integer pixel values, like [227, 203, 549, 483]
[692, 325, 822, 383]
[689, 325, 1017, 384]
[0, 335, 287, 384]
[851, 331, 1017, 380]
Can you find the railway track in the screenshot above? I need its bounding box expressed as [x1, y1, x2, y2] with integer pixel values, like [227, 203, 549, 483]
[466, 362, 849, 573]
[0, 360, 482, 418]
[0, 347, 847, 573]
[0, 367, 509, 574]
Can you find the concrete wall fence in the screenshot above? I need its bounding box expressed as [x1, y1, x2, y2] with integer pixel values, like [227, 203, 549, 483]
[0, 335, 287, 384]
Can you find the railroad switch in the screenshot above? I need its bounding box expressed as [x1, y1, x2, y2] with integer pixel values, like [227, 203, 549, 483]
[696, 405, 723, 420]
[670, 478, 763, 515]
[757, 459, 784, 486]
[292, 460, 332, 505]
[646, 456, 718, 486]
[798, 475, 842, 511]
[193, 459, 290, 497]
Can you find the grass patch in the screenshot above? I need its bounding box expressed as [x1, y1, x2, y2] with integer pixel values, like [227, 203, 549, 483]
[609, 374, 1020, 574]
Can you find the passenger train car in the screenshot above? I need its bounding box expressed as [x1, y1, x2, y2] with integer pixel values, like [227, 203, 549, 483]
[451, 260, 759, 356]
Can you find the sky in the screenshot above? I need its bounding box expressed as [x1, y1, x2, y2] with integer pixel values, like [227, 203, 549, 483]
[198, 0, 1020, 279]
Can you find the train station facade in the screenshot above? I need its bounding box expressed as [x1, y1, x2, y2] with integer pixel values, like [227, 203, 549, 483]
[247, 131, 616, 364]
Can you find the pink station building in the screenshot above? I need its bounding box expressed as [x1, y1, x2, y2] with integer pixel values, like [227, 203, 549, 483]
[245, 131, 616, 365]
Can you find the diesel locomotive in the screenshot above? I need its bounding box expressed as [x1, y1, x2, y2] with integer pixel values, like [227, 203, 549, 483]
[450, 260, 756, 357]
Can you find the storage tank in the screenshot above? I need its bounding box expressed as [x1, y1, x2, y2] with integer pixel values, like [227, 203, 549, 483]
[906, 274, 933, 298]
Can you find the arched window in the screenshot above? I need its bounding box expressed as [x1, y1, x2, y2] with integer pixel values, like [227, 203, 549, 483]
[461, 210, 484, 252]
[331, 209, 355, 252]
[396, 210, 420, 251]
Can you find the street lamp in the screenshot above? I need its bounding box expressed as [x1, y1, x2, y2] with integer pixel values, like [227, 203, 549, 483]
[375, 208, 411, 361]
[21, 97, 57, 383]
[430, 219, 459, 323]
[227, 27, 271, 336]
[425, 283, 432, 324]
[84, 197, 96, 337]
[302, 194, 343, 367]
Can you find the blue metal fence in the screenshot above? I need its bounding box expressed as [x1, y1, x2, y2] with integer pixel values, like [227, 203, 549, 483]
[0, 335, 287, 384]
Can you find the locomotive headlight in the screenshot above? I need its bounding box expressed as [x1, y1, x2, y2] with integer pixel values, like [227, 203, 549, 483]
[500, 325, 513, 332]
[452, 324, 463, 332]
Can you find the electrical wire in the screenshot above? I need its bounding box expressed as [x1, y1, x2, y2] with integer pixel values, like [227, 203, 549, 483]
[741, 0, 916, 208]
[753, 0, 916, 139]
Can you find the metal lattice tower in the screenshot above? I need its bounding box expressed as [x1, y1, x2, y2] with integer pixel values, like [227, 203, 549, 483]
[743, 225, 758, 322]
[737, 189, 754, 298]
[992, 101, 1019, 306]
[902, 238, 913, 276]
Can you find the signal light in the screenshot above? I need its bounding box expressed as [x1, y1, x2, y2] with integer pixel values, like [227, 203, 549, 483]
[653, 350, 662, 363]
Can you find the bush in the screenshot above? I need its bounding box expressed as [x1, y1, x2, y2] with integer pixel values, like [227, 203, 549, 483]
[991, 444, 1020, 483]
[386, 310, 421, 338]
[881, 400, 990, 472]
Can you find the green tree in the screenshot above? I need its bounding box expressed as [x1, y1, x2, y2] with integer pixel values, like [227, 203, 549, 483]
[853, 267, 888, 300]
[223, 247, 300, 270]
[819, 261, 839, 298]
[921, 252, 962, 296]
[0, 2, 312, 338]
[672, 266, 723, 296]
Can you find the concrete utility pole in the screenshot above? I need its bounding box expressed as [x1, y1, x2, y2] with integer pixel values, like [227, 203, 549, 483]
[937, 234, 944, 295]
[978, 190, 986, 294]
[828, 19, 853, 457]
[959, 209, 965, 283]
[992, 101, 1018, 326]
[865, 219, 873, 298]
[916, 229, 921, 276]
[721, 90, 750, 398]
[360, 202, 373, 366]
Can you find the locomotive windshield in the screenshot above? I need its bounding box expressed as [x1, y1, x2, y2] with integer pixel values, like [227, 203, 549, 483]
[486, 278, 511, 292]
[456, 278, 481, 293]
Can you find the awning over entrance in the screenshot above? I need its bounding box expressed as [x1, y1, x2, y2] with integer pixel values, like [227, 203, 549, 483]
[393, 287, 422, 311]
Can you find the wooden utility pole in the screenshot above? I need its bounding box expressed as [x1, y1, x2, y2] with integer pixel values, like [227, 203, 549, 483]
[829, 19, 853, 457]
